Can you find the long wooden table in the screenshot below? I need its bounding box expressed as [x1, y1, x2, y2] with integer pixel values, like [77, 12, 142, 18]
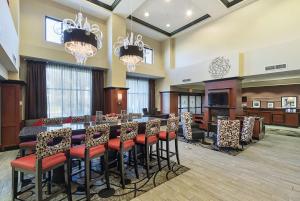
[19, 117, 167, 142]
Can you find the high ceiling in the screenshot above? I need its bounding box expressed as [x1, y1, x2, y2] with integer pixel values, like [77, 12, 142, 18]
[53, 0, 257, 40]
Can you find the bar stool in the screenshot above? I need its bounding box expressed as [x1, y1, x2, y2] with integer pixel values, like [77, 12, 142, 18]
[159, 117, 180, 170]
[70, 124, 110, 201]
[11, 128, 72, 201]
[108, 122, 139, 189]
[136, 119, 161, 178]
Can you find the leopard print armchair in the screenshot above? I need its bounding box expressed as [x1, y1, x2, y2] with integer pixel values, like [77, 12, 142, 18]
[36, 128, 72, 159]
[169, 113, 176, 119]
[145, 119, 161, 137]
[217, 120, 240, 148]
[241, 117, 255, 143]
[85, 124, 110, 148]
[166, 117, 179, 133]
[120, 122, 138, 142]
[181, 112, 193, 140]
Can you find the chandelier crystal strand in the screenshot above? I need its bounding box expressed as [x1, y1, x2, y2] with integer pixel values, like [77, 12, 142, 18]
[55, 12, 103, 64]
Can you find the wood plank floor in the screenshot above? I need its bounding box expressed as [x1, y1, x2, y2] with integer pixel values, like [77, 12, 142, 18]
[1, 132, 300, 201]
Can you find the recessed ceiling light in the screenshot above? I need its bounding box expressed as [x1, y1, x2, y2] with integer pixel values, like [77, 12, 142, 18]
[144, 12, 149, 17]
[166, 24, 170, 27]
[186, 10, 192, 17]
[165, 0, 171, 2]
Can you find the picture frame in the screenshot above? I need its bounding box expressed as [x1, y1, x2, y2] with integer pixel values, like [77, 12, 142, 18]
[252, 100, 261, 108]
[281, 96, 297, 108]
[267, 102, 274, 108]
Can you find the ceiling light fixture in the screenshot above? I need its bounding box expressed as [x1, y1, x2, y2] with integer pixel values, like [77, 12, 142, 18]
[166, 24, 171, 27]
[186, 10, 192, 17]
[144, 12, 149, 17]
[113, 0, 148, 72]
[55, 12, 103, 65]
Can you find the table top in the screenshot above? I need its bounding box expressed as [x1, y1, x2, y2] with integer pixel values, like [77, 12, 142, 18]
[19, 117, 167, 141]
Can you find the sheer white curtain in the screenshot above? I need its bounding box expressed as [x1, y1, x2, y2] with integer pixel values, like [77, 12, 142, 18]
[126, 78, 149, 113]
[46, 63, 92, 118]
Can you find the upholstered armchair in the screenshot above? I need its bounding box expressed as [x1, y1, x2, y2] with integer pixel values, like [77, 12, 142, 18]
[240, 116, 255, 148]
[181, 112, 205, 141]
[217, 120, 240, 148]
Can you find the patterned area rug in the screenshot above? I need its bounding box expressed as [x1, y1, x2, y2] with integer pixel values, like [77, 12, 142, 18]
[16, 158, 189, 201]
[266, 126, 300, 137]
[178, 134, 256, 156]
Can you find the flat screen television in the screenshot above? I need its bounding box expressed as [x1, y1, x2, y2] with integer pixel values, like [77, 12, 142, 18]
[208, 92, 229, 107]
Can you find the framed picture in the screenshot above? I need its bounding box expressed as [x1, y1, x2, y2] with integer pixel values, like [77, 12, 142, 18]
[281, 96, 297, 108]
[267, 102, 274, 108]
[252, 100, 261, 108]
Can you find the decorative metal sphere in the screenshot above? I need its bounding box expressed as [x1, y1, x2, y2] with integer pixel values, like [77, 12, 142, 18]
[208, 57, 231, 79]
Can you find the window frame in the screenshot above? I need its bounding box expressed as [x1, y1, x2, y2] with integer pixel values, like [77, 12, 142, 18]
[45, 16, 63, 45]
[143, 47, 154, 65]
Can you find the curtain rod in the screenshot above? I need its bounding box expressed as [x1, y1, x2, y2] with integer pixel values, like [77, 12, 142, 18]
[23, 56, 107, 71]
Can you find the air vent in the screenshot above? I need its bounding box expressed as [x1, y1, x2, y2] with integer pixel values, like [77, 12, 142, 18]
[182, 79, 191, 82]
[265, 64, 287, 71]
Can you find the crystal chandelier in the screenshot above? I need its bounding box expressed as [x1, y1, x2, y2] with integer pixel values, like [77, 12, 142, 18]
[113, 0, 147, 72]
[56, 12, 103, 64]
[113, 32, 145, 72]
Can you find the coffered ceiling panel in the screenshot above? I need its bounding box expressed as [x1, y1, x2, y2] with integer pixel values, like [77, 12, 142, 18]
[132, 0, 209, 33]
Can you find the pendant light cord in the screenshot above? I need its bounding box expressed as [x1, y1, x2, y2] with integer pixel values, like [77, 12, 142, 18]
[130, 0, 133, 32]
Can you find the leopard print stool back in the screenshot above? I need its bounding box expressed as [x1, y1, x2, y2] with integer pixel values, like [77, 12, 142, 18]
[217, 120, 240, 148]
[120, 122, 138, 142]
[241, 117, 255, 143]
[169, 113, 176, 119]
[181, 112, 192, 140]
[36, 128, 72, 159]
[145, 119, 161, 137]
[166, 117, 179, 134]
[85, 124, 110, 148]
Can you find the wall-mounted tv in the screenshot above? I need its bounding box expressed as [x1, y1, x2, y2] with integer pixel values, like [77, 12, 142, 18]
[208, 92, 229, 107]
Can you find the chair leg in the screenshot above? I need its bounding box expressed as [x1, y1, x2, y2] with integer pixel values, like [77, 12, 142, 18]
[166, 140, 171, 170]
[85, 159, 90, 201]
[12, 168, 18, 200]
[119, 152, 125, 189]
[104, 151, 110, 189]
[150, 145, 153, 161]
[20, 149, 25, 184]
[175, 138, 180, 165]
[145, 145, 150, 178]
[35, 167, 43, 201]
[133, 145, 139, 179]
[47, 171, 52, 194]
[128, 150, 132, 165]
[160, 140, 163, 157]
[156, 141, 161, 171]
[64, 159, 72, 201]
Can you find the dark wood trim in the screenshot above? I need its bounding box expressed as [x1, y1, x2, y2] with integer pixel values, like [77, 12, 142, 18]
[0, 80, 26, 85]
[128, 15, 171, 37]
[86, 0, 121, 11]
[128, 14, 211, 37]
[219, 0, 244, 8]
[170, 14, 211, 35]
[104, 87, 129, 90]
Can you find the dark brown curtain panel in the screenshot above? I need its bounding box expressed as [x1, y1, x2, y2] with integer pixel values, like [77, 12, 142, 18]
[149, 79, 156, 112]
[26, 60, 47, 119]
[92, 70, 104, 115]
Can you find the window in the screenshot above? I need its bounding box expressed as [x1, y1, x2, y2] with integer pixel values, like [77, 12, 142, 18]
[126, 78, 149, 113]
[143, 47, 153, 64]
[45, 16, 62, 44]
[178, 94, 202, 115]
[46, 63, 92, 118]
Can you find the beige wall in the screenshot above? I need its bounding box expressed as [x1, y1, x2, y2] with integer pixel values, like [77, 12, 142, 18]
[174, 0, 300, 72]
[20, 0, 108, 68]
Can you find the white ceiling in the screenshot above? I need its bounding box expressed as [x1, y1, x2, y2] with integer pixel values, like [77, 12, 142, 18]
[52, 0, 257, 41]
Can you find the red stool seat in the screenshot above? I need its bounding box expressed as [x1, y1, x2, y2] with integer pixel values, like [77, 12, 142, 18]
[136, 134, 158, 144]
[70, 144, 106, 158]
[11, 153, 66, 172]
[19, 141, 37, 148]
[159, 131, 176, 140]
[108, 138, 135, 151]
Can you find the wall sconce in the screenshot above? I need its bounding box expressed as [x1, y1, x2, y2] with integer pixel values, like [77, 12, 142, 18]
[117, 93, 123, 105]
